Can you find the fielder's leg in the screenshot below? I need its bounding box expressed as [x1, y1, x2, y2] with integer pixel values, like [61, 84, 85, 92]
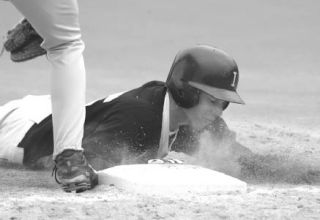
[10, 0, 98, 192]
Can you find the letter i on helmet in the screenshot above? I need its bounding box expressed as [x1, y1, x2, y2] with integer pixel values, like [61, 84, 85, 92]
[166, 45, 245, 110]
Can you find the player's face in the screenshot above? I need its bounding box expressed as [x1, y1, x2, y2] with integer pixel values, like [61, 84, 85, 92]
[184, 93, 227, 131]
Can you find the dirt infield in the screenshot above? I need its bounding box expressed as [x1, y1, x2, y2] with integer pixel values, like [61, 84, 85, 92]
[1, 122, 320, 219]
[1, 177, 320, 220]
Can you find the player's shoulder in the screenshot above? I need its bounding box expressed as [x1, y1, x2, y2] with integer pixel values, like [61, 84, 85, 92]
[118, 80, 166, 105]
[130, 80, 166, 97]
[140, 80, 166, 88]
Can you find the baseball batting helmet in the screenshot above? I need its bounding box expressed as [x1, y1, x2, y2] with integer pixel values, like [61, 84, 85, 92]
[166, 45, 245, 109]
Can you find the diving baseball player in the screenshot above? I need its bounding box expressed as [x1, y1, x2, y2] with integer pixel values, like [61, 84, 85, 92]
[0, 45, 247, 190]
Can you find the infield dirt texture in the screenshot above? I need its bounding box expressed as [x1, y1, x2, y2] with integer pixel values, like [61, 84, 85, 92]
[1, 0, 320, 219]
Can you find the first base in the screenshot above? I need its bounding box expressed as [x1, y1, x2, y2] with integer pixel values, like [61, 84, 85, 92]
[98, 164, 247, 196]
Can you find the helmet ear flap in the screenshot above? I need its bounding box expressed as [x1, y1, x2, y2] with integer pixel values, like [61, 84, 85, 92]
[176, 83, 200, 108]
[177, 89, 184, 98]
[166, 55, 201, 108]
[167, 81, 200, 108]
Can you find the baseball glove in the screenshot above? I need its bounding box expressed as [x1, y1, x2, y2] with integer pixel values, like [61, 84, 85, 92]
[2, 18, 46, 62]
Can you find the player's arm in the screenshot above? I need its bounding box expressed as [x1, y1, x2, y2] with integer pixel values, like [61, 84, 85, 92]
[210, 117, 254, 157]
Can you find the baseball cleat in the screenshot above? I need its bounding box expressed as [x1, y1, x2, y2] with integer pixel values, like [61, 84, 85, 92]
[53, 149, 98, 193]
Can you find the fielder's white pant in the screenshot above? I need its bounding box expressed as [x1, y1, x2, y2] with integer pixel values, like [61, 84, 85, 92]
[8, 0, 86, 159]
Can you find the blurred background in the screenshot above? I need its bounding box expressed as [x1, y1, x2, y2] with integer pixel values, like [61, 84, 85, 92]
[0, 0, 319, 131]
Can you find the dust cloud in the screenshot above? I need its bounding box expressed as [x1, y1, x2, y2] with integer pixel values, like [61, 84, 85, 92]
[188, 130, 320, 184]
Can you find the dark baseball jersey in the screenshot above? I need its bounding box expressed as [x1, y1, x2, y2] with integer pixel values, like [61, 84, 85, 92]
[19, 81, 239, 170]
